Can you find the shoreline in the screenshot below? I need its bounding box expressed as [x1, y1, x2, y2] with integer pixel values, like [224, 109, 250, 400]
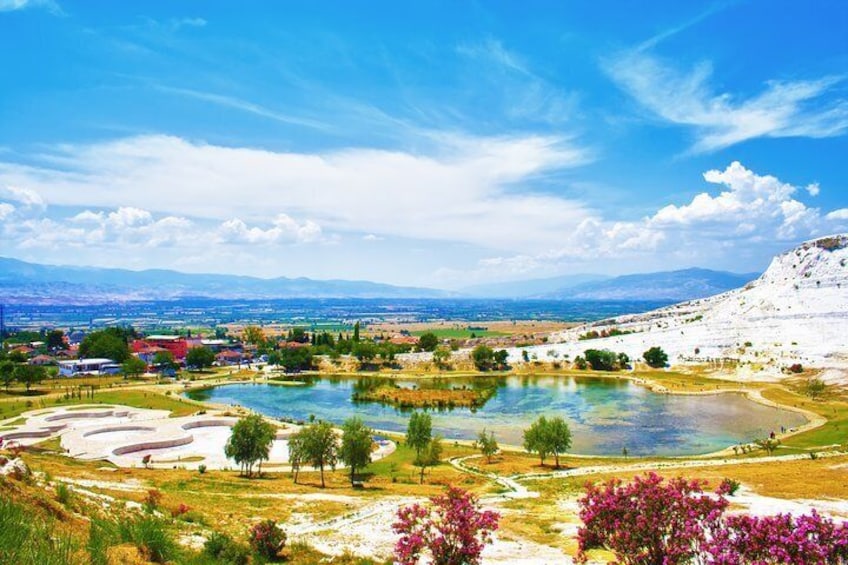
[174, 367, 827, 460]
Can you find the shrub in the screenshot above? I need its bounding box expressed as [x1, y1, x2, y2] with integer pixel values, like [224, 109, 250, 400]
[248, 519, 286, 560]
[393, 486, 499, 565]
[55, 482, 74, 506]
[198, 464, 207, 474]
[720, 477, 741, 496]
[642, 346, 669, 368]
[789, 363, 804, 373]
[205, 532, 250, 565]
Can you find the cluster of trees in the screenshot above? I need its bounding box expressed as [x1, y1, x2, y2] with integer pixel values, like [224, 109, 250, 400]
[79, 327, 135, 362]
[471, 345, 509, 371]
[0, 360, 47, 392]
[522, 415, 572, 468]
[575, 349, 630, 371]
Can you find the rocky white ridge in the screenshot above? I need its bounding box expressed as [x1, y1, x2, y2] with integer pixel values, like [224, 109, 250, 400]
[513, 235, 848, 379]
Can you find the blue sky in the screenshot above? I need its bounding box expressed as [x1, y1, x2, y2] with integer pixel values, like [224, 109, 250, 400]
[1, 0, 847, 288]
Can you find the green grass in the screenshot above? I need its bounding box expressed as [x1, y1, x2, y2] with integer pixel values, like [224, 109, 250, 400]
[410, 328, 507, 339]
[0, 497, 81, 565]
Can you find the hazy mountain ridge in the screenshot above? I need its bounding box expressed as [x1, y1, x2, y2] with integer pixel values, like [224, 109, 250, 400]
[0, 257, 450, 303]
[543, 268, 760, 301]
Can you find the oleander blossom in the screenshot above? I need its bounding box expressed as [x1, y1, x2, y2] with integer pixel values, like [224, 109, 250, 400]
[577, 472, 848, 564]
[393, 485, 500, 565]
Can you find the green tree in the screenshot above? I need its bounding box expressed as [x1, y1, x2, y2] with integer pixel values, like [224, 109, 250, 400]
[584, 349, 619, 371]
[406, 411, 432, 460]
[476, 428, 499, 463]
[79, 329, 131, 362]
[278, 346, 313, 372]
[295, 420, 338, 488]
[186, 346, 215, 370]
[352, 341, 377, 366]
[353, 321, 361, 342]
[545, 416, 572, 468]
[642, 346, 668, 369]
[493, 349, 509, 370]
[339, 416, 374, 486]
[153, 351, 177, 375]
[407, 411, 440, 483]
[471, 344, 495, 371]
[121, 356, 147, 378]
[0, 360, 14, 392]
[14, 364, 46, 392]
[224, 413, 276, 477]
[242, 325, 266, 346]
[288, 433, 305, 484]
[432, 346, 452, 370]
[417, 332, 439, 352]
[414, 435, 443, 484]
[523, 416, 551, 466]
[46, 329, 66, 350]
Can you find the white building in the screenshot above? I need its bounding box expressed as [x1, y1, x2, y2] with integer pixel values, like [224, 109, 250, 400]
[58, 358, 121, 377]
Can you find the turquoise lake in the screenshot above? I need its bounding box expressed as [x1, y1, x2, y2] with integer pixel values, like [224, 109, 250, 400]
[185, 376, 807, 456]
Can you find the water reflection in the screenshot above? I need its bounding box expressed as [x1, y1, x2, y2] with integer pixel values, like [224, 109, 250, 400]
[186, 375, 806, 456]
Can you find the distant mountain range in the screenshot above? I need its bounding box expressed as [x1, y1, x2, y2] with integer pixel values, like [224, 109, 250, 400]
[539, 268, 760, 301]
[0, 257, 450, 303]
[0, 257, 759, 304]
[462, 268, 758, 301]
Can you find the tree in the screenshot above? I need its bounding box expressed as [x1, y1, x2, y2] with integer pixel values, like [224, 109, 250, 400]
[353, 321, 361, 342]
[288, 433, 305, 484]
[242, 325, 266, 346]
[523, 415, 572, 468]
[393, 486, 500, 565]
[46, 329, 66, 350]
[0, 360, 15, 392]
[476, 429, 498, 463]
[14, 364, 46, 392]
[278, 346, 313, 372]
[121, 356, 147, 378]
[352, 341, 377, 366]
[406, 411, 432, 461]
[432, 346, 451, 370]
[493, 349, 509, 370]
[79, 329, 131, 362]
[186, 346, 215, 370]
[224, 413, 276, 477]
[803, 377, 827, 399]
[545, 416, 572, 468]
[294, 420, 338, 488]
[471, 345, 495, 371]
[339, 416, 374, 486]
[643, 346, 669, 369]
[523, 416, 550, 465]
[153, 351, 177, 375]
[417, 332, 439, 352]
[584, 349, 620, 371]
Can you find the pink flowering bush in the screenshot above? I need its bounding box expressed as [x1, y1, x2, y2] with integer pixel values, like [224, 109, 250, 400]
[248, 519, 286, 560]
[706, 510, 848, 564]
[393, 485, 500, 565]
[578, 472, 848, 565]
[577, 472, 728, 564]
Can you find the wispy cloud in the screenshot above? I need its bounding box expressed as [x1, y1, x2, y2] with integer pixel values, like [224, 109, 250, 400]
[457, 39, 580, 125]
[153, 85, 333, 131]
[605, 51, 848, 152]
[0, 0, 61, 14]
[636, 2, 734, 52]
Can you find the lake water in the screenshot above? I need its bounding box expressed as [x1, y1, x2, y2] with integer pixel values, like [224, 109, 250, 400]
[185, 376, 807, 456]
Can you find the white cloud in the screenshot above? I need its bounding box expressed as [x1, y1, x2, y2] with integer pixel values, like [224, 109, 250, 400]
[362, 234, 383, 241]
[217, 214, 323, 245]
[474, 162, 845, 279]
[0, 133, 593, 253]
[0, 202, 14, 220]
[1, 185, 45, 208]
[807, 183, 821, 197]
[827, 209, 848, 221]
[605, 52, 848, 153]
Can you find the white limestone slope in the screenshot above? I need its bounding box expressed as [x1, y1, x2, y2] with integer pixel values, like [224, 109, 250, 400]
[515, 235, 848, 378]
